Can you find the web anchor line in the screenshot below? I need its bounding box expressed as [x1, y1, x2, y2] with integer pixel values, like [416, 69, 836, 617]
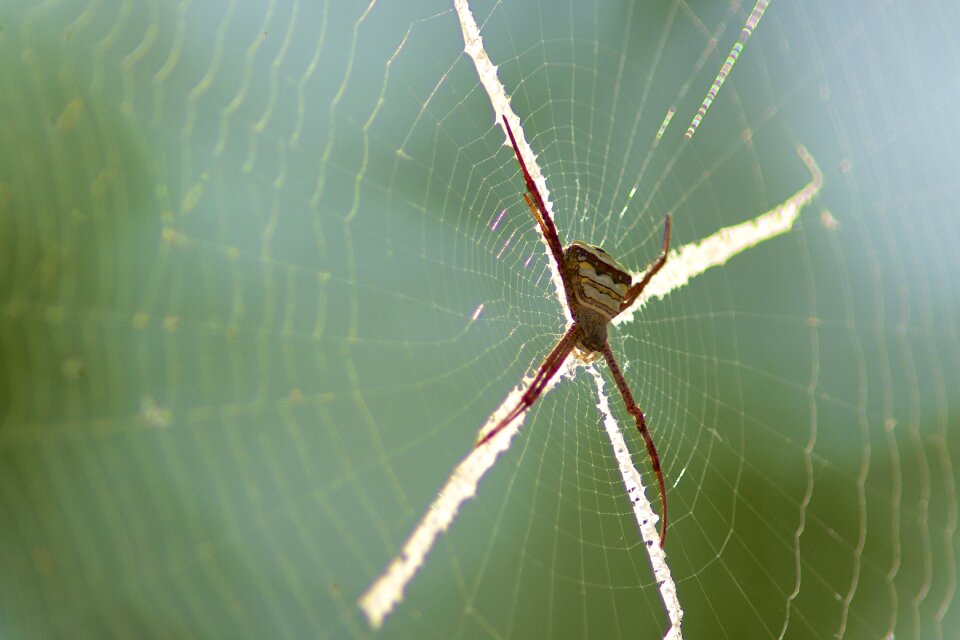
[685, 0, 771, 139]
[359, 0, 822, 634]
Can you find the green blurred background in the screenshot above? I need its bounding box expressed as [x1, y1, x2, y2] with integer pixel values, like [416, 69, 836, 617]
[1, 1, 957, 638]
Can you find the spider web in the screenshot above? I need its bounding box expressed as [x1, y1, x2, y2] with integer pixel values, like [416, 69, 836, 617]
[1, 1, 958, 639]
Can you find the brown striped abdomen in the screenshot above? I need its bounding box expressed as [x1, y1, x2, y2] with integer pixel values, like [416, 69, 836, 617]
[563, 241, 632, 322]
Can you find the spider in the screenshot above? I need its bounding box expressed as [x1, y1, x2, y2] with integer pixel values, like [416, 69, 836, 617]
[478, 115, 672, 547]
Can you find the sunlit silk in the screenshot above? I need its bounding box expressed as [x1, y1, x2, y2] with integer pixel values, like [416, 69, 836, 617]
[686, 0, 770, 139]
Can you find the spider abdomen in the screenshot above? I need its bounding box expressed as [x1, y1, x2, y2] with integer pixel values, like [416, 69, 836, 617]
[564, 242, 631, 316]
[563, 241, 632, 350]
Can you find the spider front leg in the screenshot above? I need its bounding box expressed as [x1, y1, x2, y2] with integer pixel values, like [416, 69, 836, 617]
[476, 324, 581, 447]
[600, 341, 668, 547]
[620, 214, 672, 312]
[501, 116, 568, 282]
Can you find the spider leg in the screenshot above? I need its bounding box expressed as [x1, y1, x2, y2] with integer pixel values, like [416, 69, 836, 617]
[619, 214, 672, 312]
[523, 193, 553, 246]
[476, 324, 581, 448]
[600, 341, 668, 547]
[501, 116, 567, 272]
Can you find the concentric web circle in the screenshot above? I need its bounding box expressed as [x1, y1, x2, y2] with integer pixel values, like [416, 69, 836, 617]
[0, 1, 957, 639]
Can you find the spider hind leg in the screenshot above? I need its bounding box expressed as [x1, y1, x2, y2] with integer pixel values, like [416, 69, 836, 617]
[475, 324, 581, 447]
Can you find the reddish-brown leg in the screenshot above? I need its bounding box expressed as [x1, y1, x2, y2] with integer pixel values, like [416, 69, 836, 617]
[600, 341, 668, 547]
[620, 215, 672, 312]
[522, 193, 554, 249]
[476, 324, 581, 448]
[501, 116, 567, 275]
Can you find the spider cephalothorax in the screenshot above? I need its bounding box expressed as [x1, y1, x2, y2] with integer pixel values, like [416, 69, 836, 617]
[477, 115, 672, 546]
